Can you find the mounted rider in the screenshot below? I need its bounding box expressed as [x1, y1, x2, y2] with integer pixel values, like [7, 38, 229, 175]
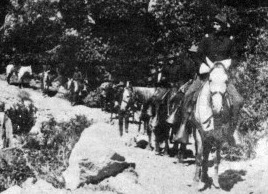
[173, 13, 244, 144]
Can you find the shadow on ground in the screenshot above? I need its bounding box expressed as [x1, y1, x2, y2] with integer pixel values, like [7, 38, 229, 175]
[219, 169, 246, 191]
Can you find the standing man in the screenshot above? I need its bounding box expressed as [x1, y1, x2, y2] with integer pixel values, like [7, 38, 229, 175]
[42, 64, 50, 96]
[72, 65, 83, 106]
[0, 102, 13, 149]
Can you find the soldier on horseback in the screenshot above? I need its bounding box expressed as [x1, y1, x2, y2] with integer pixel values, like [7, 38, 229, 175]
[173, 13, 244, 145]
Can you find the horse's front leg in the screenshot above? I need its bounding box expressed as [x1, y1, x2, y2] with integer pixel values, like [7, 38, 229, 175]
[212, 145, 221, 188]
[178, 143, 186, 163]
[163, 133, 169, 156]
[118, 112, 124, 137]
[110, 112, 113, 121]
[200, 143, 210, 186]
[18, 77, 22, 88]
[124, 113, 129, 133]
[193, 128, 204, 191]
[146, 122, 153, 151]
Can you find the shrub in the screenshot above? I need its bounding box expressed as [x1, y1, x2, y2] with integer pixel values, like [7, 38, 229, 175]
[25, 115, 92, 188]
[222, 130, 260, 161]
[6, 102, 37, 135]
[0, 148, 36, 193]
[0, 115, 92, 192]
[83, 89, 102, 108]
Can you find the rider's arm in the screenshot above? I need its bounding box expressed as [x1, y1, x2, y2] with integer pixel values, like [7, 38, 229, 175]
[196, 36, 209, 64]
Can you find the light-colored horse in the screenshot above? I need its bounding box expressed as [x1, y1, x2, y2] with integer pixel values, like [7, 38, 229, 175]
[6, 64, 32, 88]
[191, 57, 233, 191]
[18, 66, 32, 88]
[120, 86, 156, 143]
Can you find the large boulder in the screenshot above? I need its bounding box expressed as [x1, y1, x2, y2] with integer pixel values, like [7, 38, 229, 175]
[63, 126, 135, 190]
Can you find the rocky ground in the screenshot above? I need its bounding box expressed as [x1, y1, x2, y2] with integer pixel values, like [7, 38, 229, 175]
[0, 77, 268, 194]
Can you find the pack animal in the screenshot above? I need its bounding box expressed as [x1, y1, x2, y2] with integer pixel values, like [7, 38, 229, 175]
[149, 87, 171, 155]
[6, 64, 32, 88]
[119, 86, 156, 144]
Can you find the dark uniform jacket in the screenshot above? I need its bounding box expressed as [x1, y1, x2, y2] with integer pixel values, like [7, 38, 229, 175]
[197, 33, 237, 65]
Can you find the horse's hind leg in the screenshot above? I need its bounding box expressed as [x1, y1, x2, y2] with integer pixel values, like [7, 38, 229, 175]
[146, 123, 153, 150]
[164, 133, 169, 156]
[212, 146, 221, 188]
[201, 144, 210, 184]
[7, 73, 12, 84]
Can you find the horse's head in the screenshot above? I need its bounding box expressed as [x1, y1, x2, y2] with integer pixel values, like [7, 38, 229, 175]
[201, 57, 231, 115]
[120, 86, 133, 111]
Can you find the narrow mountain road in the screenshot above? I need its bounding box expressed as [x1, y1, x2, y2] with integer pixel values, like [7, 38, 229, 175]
[0, 77, 267, 194]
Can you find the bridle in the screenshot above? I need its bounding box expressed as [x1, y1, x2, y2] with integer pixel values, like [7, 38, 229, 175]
[209, 62, 229, 99]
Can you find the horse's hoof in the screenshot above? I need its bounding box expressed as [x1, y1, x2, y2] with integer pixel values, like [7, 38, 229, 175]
[163, 151, 169, 156]
[146, 145, 153, 151]
[177, 154, 184, 163]
[213, 180, 220, 189]
[197, 181, 206, 191]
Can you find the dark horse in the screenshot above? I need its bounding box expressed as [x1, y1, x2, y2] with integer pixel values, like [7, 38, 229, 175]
[149, 87, 171, 155]
[119, 86, 157, 140]
[186, 58, 233, 191]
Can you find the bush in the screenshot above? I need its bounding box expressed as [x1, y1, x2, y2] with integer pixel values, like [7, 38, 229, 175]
[0, 148, 36, 193]
[6, 102, 37, 135]
[222, 130, 260, 161]
[83, 89, 102, 108]
[0, 115, 92, 191]
[25, 115, 92, 188]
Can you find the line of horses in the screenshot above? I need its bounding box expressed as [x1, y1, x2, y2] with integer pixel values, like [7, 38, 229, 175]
[117, 58, 235, 191]
[5, 58, 237, 191]
[5, 64, 89, 102]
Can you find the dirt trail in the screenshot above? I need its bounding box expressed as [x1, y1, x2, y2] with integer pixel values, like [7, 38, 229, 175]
[0, 78, 267, 194]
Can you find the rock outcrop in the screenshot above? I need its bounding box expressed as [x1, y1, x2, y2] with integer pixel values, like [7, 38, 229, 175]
[63, 128, 135, 190]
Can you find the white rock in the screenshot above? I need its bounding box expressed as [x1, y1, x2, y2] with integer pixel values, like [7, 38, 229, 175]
[1, 185, 22, 194]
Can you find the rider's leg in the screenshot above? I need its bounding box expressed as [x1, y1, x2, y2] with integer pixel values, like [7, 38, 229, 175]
[174, 77, 203, 143]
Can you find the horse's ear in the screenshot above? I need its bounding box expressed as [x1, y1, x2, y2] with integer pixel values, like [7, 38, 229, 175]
[206, 57, 214, 69]
[221, 59, 232, 70]
[199, 63, 211, 74]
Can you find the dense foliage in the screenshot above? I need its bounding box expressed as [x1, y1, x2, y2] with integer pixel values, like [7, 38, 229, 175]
[0, 0, 267, 145]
